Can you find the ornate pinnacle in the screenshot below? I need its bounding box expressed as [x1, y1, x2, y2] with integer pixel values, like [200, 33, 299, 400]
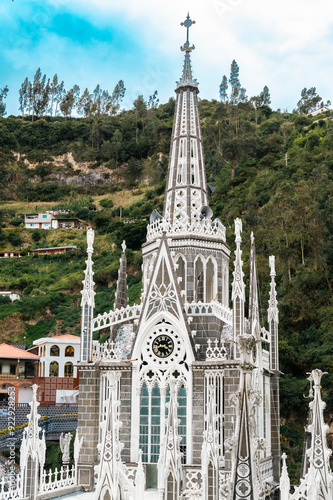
[235, 217, 242, 243]
[180, 13, 195, 53]
[87, 227, 94, 254]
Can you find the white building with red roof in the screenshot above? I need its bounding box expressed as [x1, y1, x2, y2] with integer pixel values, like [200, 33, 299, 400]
[0, 343, 39, 403]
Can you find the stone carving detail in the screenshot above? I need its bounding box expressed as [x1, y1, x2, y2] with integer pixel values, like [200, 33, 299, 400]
[60, 432, 72, 465]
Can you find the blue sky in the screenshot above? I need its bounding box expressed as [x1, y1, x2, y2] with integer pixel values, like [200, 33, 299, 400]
[2, 0, 333, 115]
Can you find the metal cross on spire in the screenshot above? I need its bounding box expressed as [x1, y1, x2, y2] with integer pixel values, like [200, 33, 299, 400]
[180, 13, 195, 52]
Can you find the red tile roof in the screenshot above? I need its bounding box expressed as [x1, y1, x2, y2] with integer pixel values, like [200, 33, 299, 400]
[0, 343, 40, 359]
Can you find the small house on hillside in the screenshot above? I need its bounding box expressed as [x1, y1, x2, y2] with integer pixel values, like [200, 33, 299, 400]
[25, 213, 88, 230]
[31, 246, 77, 255]
[0, 343, 39, 403]
[0, 250, 21, 258]
[25, 213, 54, 229]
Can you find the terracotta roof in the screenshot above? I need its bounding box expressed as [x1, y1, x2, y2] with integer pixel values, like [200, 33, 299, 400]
[0, 343, 40, 360]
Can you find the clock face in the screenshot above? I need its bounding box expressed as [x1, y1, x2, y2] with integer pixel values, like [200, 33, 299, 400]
[152, 335, 174, 358]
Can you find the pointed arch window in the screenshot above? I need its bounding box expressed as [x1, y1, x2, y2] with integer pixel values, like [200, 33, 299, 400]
[205, 372, 225, 460]
[175, 255, 186, 298]
[139, 383, 161, 463]
[194, 256, 204, 302]
[139, 379, 188, 464]
[165, 383, 187, 464]
[206, 257, 217, 302]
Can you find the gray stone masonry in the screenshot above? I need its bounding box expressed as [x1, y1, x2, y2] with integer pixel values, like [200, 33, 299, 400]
[77, 364, 100, 490]
[119, 370, 132, 462]
[191, 316, 225, 360]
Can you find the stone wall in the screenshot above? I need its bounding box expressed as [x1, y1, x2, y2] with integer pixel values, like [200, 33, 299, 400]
[77, 363, 100, 490]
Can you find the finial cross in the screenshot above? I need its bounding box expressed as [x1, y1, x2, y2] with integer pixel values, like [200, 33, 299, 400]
[181, 13, 195, 45]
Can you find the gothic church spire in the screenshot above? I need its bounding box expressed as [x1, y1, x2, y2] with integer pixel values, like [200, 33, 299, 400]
[163, 14, 209, 226]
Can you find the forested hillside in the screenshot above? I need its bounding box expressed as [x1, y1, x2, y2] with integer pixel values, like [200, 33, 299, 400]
[0, 98, 333, 479]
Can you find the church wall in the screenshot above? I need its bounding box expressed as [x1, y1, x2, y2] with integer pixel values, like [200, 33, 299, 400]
[119, 368, 132, 462]
[221, 367, 240, 472]
[191, 316, 225, 360]
[77, 365, 100, 489]
[192, 368, 205, 463]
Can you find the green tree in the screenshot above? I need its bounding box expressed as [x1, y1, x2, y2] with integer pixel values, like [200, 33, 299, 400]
[133, 95, 148, 142]
[54, 80, 65, 116]
[0, 85, 9, 117]
[19, 78, 29, 116]
[219, 75, 228, 102]
[111, 129, 123, 166]
[77, 88, 92, 117]
[297, 87, 322, 114]
[60, 85, 80, 118]
[111, 80, 126, 114]
[148, 90, 159, 109]
[229, 60, 247, 105]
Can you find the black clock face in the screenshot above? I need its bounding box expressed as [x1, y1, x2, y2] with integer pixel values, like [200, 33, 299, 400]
[152, 335, 174, 358]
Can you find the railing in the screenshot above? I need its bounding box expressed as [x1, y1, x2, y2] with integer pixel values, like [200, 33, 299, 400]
[40, 465, 76, 493]
[260, 456, 274, 482]
[0, 474, 22, 499]
[92, 304, 142, 332]
[182, 467, 202, 498]
[92, 339, 122, 362]
[0, 373, 36, 380]
[206, 339, 230, 360]
[146, 217, 226, 242]
[184, 301, 233, 325]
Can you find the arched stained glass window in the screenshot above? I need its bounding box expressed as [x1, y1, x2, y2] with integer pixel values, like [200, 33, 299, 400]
[50, 345, 59, 357]
[65, 346, 74, 357]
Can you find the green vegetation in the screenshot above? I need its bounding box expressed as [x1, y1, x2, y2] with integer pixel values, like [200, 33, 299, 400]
[1, 96, 333, 482]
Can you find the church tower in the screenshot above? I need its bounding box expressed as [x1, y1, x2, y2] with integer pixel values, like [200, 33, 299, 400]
[77, 15, 280, 499]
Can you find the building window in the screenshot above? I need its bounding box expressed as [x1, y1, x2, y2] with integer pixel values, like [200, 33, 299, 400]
[10, 364, 16, 376]
[64, 362, 73, 378]
[175, 255, 186, 298]
[49, 361, 59, 377]
[50, 345, 60, 357]
[206, 257, 217, 302]
[65, 346, 74, 357]
[139, 381, 187, 464]
[139, 383, 161, 463]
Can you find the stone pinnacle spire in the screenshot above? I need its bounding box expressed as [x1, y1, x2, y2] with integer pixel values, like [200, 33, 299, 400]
[163, 15, 209, 226]
[80, 228, 95, 362]
[113, 240, 128, 311]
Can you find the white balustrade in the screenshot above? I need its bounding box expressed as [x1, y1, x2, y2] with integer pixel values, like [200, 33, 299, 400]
[260, 457, 274, 482]
[93, 339, 123, 362]
[0, 474, 22, 499]
[182, 468, 202, 498]
[206, 339, 229, 360]
[40, 465, 76, 493]
[92, 304, 142, 332]
[147, 217, 226, 242]
[184, 302, 233, 325]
